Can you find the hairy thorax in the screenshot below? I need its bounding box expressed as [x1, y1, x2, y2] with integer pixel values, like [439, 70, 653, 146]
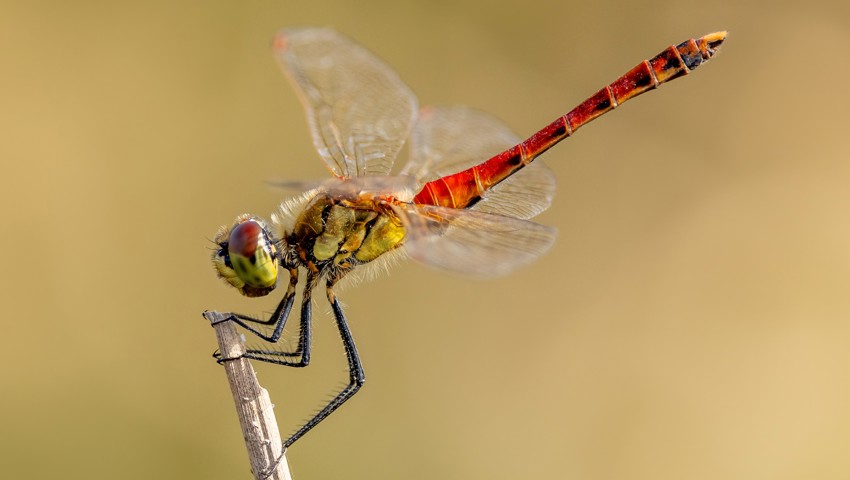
[288, 193, 406, 272]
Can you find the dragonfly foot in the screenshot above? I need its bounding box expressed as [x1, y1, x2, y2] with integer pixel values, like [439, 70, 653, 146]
[212, 349, 244, 365]
[203, 310, 235, 325]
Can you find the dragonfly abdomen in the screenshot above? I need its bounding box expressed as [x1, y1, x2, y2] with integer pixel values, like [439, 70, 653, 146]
[413, 31, 726, 210]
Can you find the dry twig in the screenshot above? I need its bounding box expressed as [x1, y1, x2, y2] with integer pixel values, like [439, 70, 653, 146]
[204, 311, 292, 480]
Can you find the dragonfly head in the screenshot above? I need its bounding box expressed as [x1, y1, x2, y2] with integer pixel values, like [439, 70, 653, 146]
[211, 215, 279, 297]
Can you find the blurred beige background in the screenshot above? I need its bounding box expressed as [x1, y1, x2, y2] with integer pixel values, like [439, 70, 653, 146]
[2, 0, 849, 479]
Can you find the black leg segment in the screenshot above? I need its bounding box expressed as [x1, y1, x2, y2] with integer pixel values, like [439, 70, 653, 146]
[280, 278, 365, 448]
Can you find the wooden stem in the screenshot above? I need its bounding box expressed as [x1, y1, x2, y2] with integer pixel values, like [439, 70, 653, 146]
[204, 311, 292, 480]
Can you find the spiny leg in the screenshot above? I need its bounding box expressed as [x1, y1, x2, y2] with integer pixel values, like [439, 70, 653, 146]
[235, 271, 319, 367]
[209, 268, 299, 343]
[280, 270, 366, 448]
[239, 270, 319, 368]
[211, 268, 310, 366]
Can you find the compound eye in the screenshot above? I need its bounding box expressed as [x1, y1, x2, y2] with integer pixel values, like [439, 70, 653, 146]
[228, 220, 278, 294]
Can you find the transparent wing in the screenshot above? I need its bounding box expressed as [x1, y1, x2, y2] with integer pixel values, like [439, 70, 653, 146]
[403, 105, 517, 182]
[315, 175, 418, 200]
[404, 105, 556, 219]
[395, 203, 556, 277]
[274, 27, 418, 178]
[473, 161, 556, 219]
[266, 179, 326, 193]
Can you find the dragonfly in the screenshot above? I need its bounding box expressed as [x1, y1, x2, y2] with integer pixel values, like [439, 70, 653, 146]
[208, 27, 726, 449]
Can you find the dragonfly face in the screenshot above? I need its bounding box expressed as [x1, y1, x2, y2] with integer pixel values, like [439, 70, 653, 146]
[212, 214, 280, 298]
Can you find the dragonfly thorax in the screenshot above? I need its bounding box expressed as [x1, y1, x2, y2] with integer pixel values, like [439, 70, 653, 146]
[288, 193, 406, 272]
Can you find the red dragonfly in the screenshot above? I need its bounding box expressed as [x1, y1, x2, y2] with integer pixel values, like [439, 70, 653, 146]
[209, 27, 726, 448]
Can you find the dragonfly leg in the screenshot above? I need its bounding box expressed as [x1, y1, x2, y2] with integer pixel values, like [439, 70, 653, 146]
[279, 271, 366, 448]
[237, 270, 319, 368]
[209, 269, 312, 367]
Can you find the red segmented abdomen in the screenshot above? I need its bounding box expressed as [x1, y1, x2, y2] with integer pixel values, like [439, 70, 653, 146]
[413, 31, 726, 208]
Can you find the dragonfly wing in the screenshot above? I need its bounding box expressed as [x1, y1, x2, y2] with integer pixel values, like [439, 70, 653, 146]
[274, 27, 418, 178]
[401, 105, 520, 183]
[473, 161, 556, 219]
[266, 179, 327, 193]
[396, 203, 556, 277]
[403, 105, 519, 182]
[404, 105, 556, 219]
[268, 176, 417, 198]
[316, 175, 419, 200]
